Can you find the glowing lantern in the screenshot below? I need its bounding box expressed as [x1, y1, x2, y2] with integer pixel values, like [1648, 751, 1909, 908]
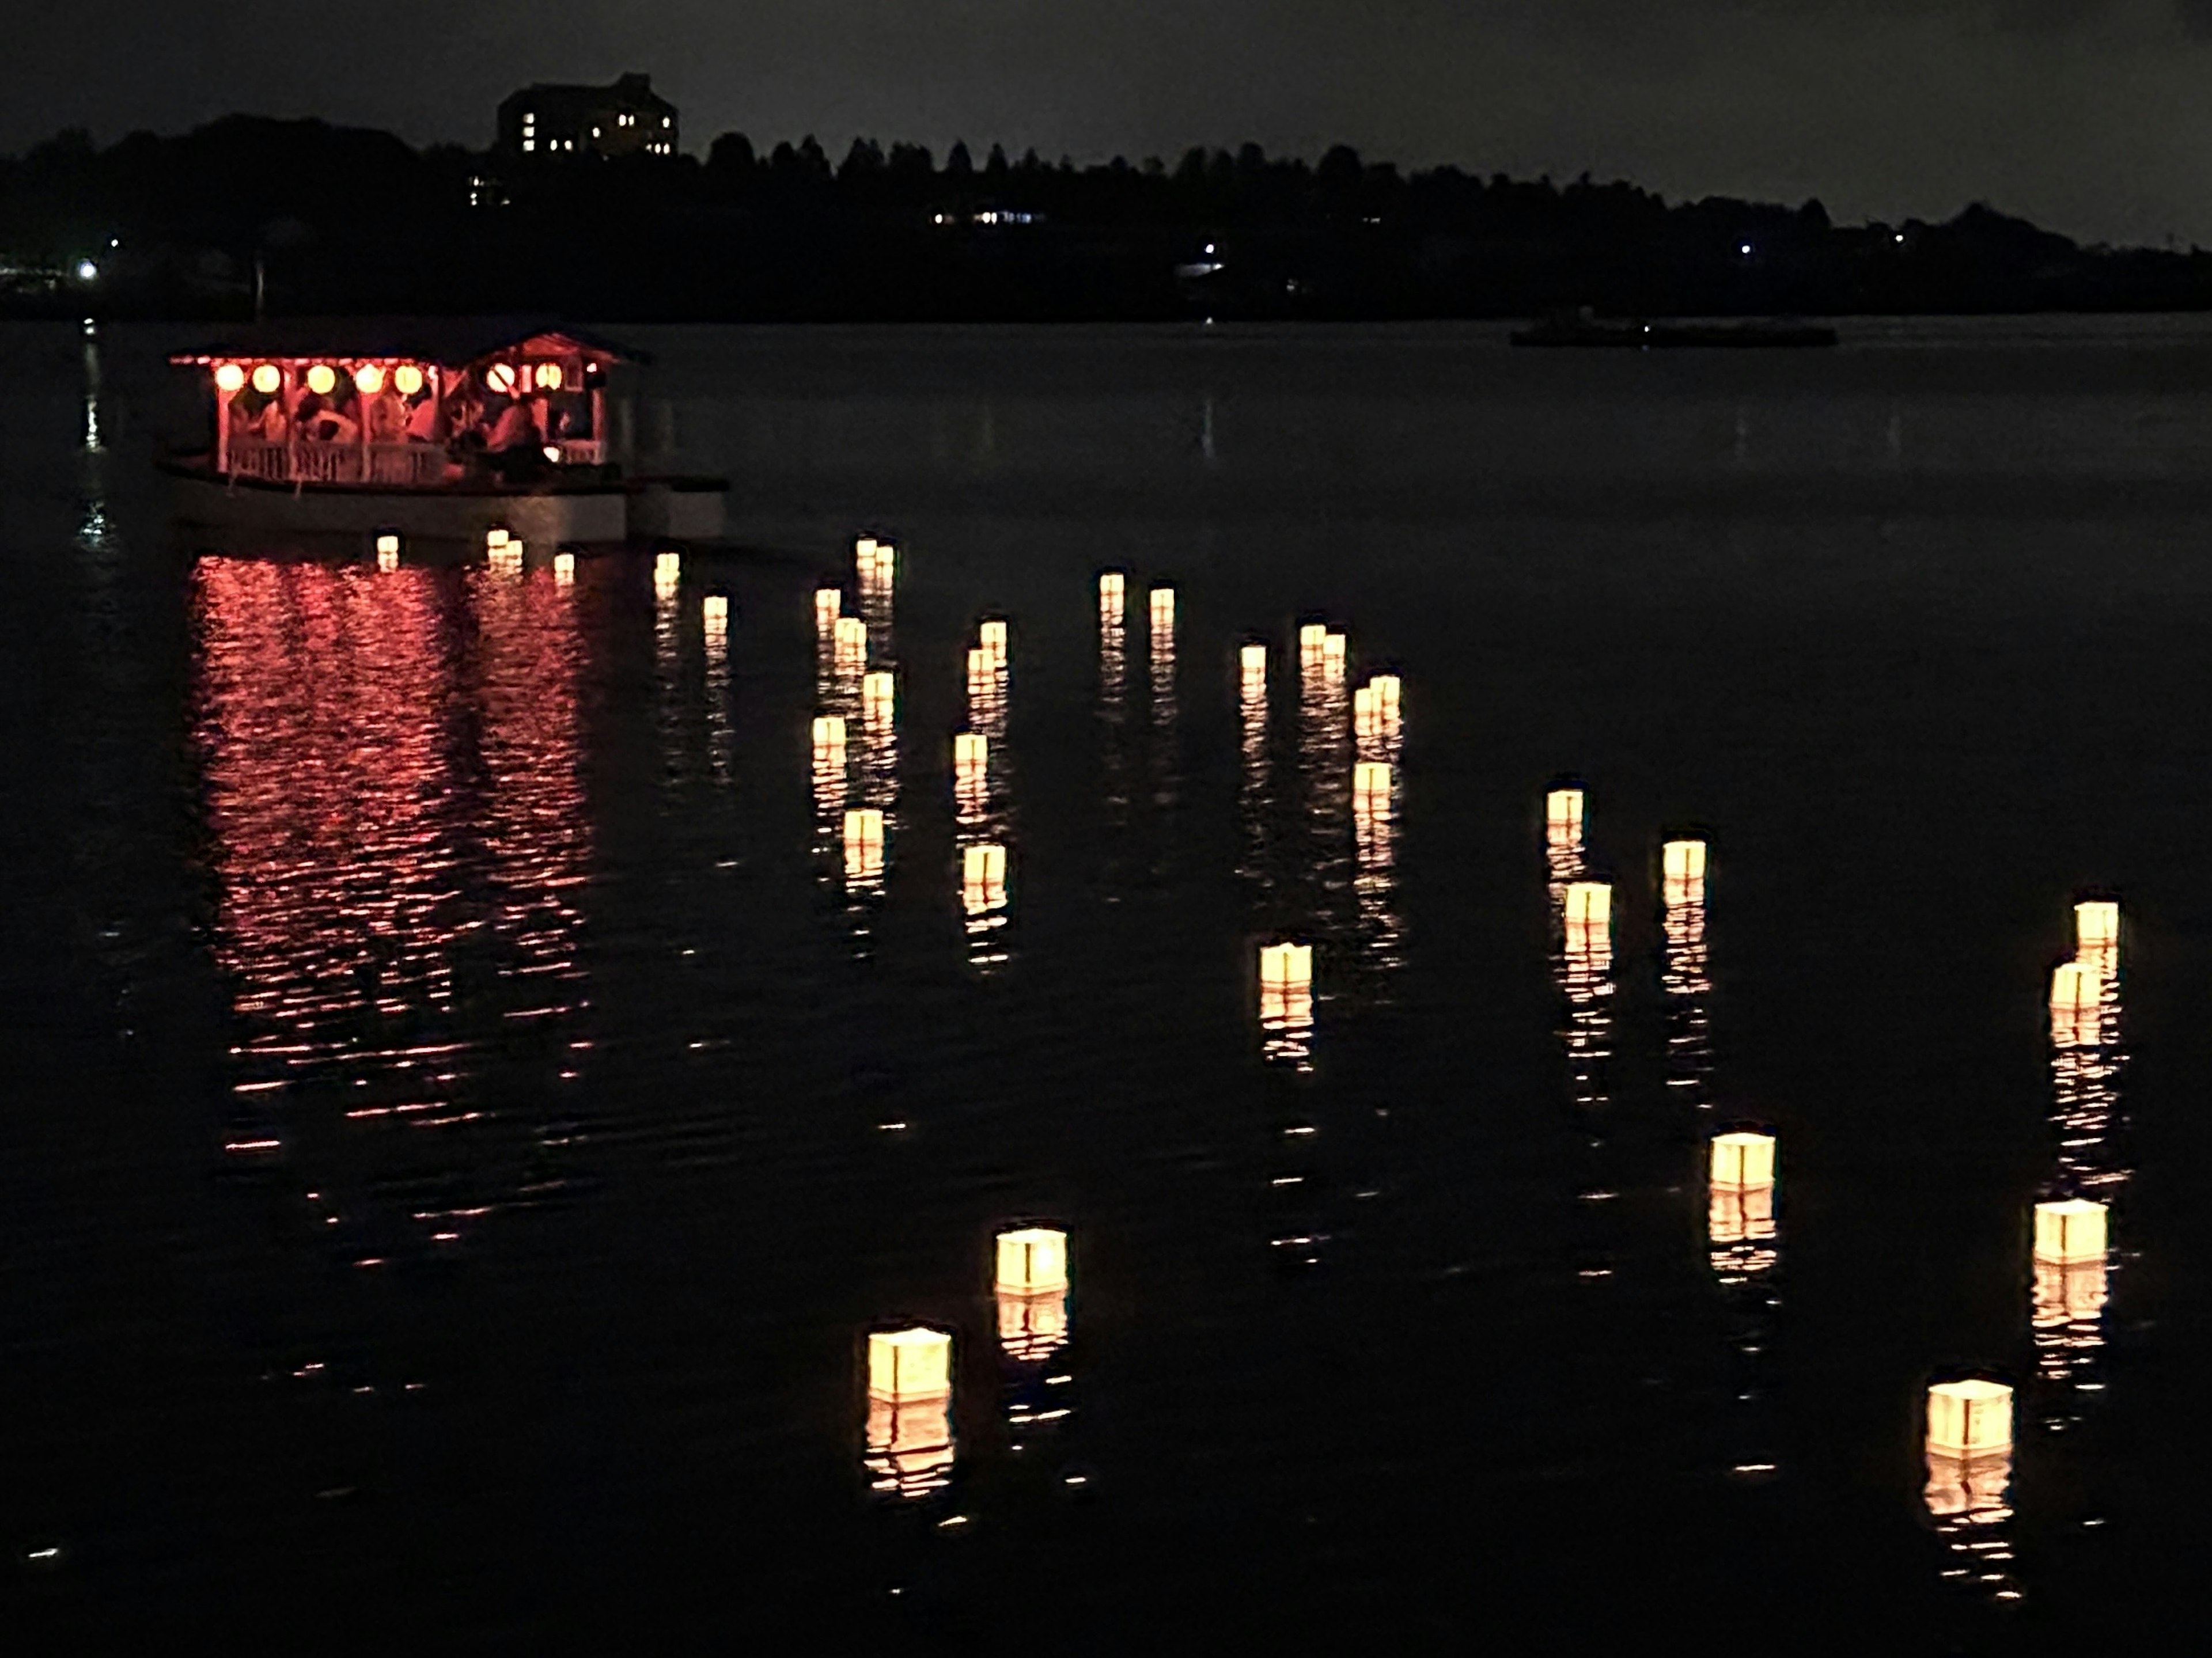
[995, 1228, 1069, 1295]
[374, 532, 400, 557]
[967, 647, 990, 681]
[2033, 1198, 2107, 1265]
[1546, 788, 1585, 840]
[979, 619, 1009, 662]
[1564, 881, 1611, 930]
[214, 362, 245, 393]
[1353, 685, 1378, 728]
[855, 537, 896, 586]
[833, 615, 867, 663]
[305, 364, 336, 395]
[1926, 1379, 2013, 1459]
[2075, 900, 2119, 955]
[393, 364, 424, 397]
[654, 550, 680, 581]
[1260, 941, 1313, 993]
[354, 363, 385, 395]
[1664, 840, 1707, 881]
[485, 362, 517, 395]
[1709, 1131, 1776, 1191]
[489, 540, 524, 575]
[1098, 571, 1126, 615]
[2051, 961, 2101, 1015]
[1354, 761, 1392, 806]
[862, 671, 896, 725]
[813, 714, 848, 754]
[844, 808, 885, 879]
[1150, 587, 1176, 631]
[251, 363, 281, 395]
[963, 843, 1007, 908]
[1241, 642, 1267, 685]
[1321, 632, 1346, 672]
[815, 587, 842, 628]
[1299, 624, 1327, 664]
[869, 1327, 951, 1403]
[553, 551, 576, 585]
[954, 731, 988, 785]
[486, 527, 511, 552]
[1369, 674, 1401, 715]
[702, 595, 729, 630]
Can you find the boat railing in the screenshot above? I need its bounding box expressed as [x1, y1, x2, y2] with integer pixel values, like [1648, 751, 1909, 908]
[225, 439, 450, 487]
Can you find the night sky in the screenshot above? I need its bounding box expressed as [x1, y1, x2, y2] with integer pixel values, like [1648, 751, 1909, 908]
[10, 0, 2212, 244]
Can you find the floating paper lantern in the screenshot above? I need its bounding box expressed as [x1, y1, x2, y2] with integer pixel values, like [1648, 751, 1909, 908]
[862, 671, 896, 723]
[869, 1327, 952, 1403]
[833, 615, 867, 662]
[815, 587, 843, 628]
[1926, 1378, 2013, 1459]
[954, 731, 988, 769]
[1709, 1130, 1776, 1191]
[967, 647, 990, 682]
[1353, 761, 1392, 806]
[1368, 674, 1401, 715]
[489, 541, 523, 576]
[486, 526, 511, 552]
[855, 537, 896, 586]
[373, 532, 400, 572]
[1546, 788, 1585, 839]
[844, 808, 885, 879]
[1321, 631, 1346, 670]
[1241, 643, 1267, 685]
[702, 595, 729, 629]
[1298, 624, 1327, 663]
[995, 1227, 1069, 1295]
[1663, 840, 1707, 881]
[1260, 941, 1313, 992]
[654, 550, 680, 582]
[963, 843, 1008, 914]
[1150, 587, 1176, 630]
[2075, 901, 2119, 954]
[813, 715, 847, 756]
[553, 551, 576, 585]
[2033, 1198, 2107, 1265]
[1563, 881, 1611, 930]
[979, 619, 1009, 662]
[1099, 571, 1126, 616]
[2050, 961, 2101, 1015]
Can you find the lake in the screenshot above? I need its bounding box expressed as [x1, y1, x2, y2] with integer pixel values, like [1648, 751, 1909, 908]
[4, 316, 2210, 1648]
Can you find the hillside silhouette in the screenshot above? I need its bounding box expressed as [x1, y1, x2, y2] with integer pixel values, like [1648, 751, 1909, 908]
[5, 116, 2208, 320]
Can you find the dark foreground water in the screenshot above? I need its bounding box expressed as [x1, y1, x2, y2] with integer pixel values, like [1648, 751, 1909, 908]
[5, 318, 2212, 1649]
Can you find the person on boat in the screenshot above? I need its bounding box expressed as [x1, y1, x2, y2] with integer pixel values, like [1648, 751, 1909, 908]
[483, 392, 552, 484]
[250, 394, 288, 442]
[403, 393, 448, 445]
[363, 383, 408, 443]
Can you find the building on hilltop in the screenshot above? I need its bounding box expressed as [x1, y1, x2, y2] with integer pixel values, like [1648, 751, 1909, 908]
[497, 74, 678, 160]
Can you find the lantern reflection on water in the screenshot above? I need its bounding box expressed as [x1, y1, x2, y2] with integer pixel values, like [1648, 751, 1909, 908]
[844, 808, 885, 883]
[489, 539, 524, 576]
[865, 1327, 955, 1498]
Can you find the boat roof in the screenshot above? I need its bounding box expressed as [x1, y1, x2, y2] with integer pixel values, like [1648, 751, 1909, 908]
[168, 316, 647, 369]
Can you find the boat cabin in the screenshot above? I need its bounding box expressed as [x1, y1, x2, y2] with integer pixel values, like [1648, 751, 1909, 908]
[169, 319, 644, 489]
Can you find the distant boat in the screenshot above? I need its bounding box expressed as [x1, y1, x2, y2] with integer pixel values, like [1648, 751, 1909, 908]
[1512, 309, 1838, 349]
[164, 317, 728, 545]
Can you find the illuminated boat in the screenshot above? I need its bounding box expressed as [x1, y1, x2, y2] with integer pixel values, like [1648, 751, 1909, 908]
[164, 318, 728, 545]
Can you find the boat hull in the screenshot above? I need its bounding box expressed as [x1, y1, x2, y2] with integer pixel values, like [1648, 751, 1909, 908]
[165, 465, 726, 545]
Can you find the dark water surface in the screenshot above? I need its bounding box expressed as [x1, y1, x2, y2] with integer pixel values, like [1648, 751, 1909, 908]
[5, 318, 2212, 1649]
